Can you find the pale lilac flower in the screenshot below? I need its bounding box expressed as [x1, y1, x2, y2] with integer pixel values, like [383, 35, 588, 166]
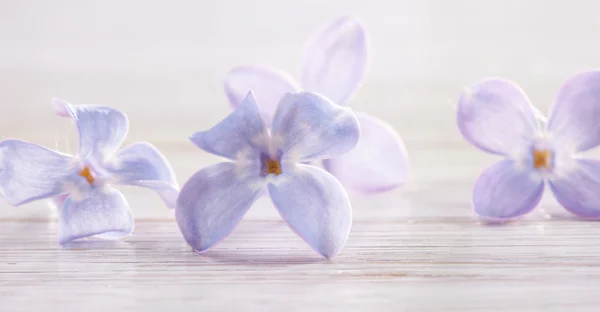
[176, 91, 359, 259]
[0, 98, 179, 243]
[224, 16, 408, 195]
[458, 71, 600, 221]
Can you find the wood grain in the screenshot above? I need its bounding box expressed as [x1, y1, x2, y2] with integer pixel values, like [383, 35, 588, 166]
[2, 217, 600, 311]
[1, 142, 599, 311]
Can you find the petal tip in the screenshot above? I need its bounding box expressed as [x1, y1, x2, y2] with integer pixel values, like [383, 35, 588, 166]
[58, 236, 73, 246]
[353, 182, 405, 196]
[154, 185, 179, 209]
[162, 187, 180, 209]
[243, 89, 257, 104]
[177, 228, 220, 254]
[319, 15, 367, 43]
[317, 248, 340, 260]
[189, 131, 205, 147]
[301, 16, 368, 106]
[51, 97, 72, 117]
[224, 65, 300, 113]
[191, 245, 212, 254]
[340, 16, 367, 39]
[474, 214, 522, 225]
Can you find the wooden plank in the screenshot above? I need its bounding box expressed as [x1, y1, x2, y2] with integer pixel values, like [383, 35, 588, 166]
[1, 219, 600, 311]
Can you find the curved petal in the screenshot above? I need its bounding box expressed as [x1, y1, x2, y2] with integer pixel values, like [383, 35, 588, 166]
[52, 98, 128, 161]
[271, 92, 360, 162]
[190, 91, 268, 161]
[104, 142, 179, 208]
[547, 70, 600, 152]
[472, 160, 544, 221]
[224, 66, 301, 124]
[457, 78, 539, 156]
[175, 162, 264, 252]
[268, 164, 352, 259]
[59, 186, 134, 244]
[548, 159, 600, 218]
[49, 194, 69, 209]
[0, 139, 76, 206]
[323, 112, 408, 195]
[301, 16, 368, 106]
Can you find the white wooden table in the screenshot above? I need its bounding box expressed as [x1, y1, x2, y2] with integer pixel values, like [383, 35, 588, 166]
[2, 143, 600, 311]
[3, 218, 600, 311]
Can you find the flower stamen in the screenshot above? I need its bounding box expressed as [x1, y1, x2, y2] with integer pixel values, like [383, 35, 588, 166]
[79, 166, 95, 185]
[265, 159, 282, 175]
[532, 149, 552, 169]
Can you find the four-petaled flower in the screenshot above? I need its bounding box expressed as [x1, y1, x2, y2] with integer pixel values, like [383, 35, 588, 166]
[0, 98, 179, 243]
[224, 16, 408, 195]
[457, 71, 600, 221]
[176, 91, 360, 258]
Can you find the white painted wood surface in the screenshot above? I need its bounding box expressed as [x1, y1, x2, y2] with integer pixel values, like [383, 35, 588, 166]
[2, 217, 600, 311]
[2, 143, 600, 311]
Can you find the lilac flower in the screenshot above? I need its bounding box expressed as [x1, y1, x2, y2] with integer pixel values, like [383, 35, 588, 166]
[176, 91, 360, 258]
[224, 16, 408, 195]
[458, 71, 600, 221]
[0, 98, 179, 243]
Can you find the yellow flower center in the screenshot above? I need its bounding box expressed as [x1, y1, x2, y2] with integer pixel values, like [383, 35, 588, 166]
[79, 166, 95, 185]
[532, 149, 552, 169]
[265, 159, 282, 175]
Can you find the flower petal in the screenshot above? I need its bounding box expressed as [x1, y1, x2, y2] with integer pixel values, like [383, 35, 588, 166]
[323, 112, 408, 195]
[547, 70, 600, 152]
[52, 98, 128, 161]
[105, 142, 179, 208]
[472, 160, 544, 220]
[548, 159, 600, 218]
[271, 92, 360, 162]
[224, 66, 301, 124]
[190, 91, 268, 161]
[457, 78, 539, 156]
[0, 139, 77, 206]
[175, 162, 264, 252]
[59, 186, 134, 244]
[301, 16, 367, 106]
[49, 194, 69, 209]
[268, 164, 352, 259]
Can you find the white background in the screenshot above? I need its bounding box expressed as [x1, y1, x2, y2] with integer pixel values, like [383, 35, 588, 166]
[1, 0, 600, 218]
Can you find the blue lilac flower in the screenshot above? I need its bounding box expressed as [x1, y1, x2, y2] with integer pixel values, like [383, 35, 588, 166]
[223, 16, 408, 195]
[458, 71, 600, 221]
[0, 98, 179, 243]
[176, 91, 360, 258]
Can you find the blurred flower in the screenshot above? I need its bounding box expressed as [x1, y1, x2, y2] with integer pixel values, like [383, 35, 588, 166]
[224, 16, 408, 195]
[457, 71, 600, 221]
[176, 91, 359, 258]
[0, 98, 179, 243]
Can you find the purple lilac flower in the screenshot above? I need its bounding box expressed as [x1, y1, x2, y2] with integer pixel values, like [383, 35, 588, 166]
[0, 98, 179, 243]
[176, 91, 360, 258]
[223, 16, 408, 195]
[458, 71, 600, 221]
